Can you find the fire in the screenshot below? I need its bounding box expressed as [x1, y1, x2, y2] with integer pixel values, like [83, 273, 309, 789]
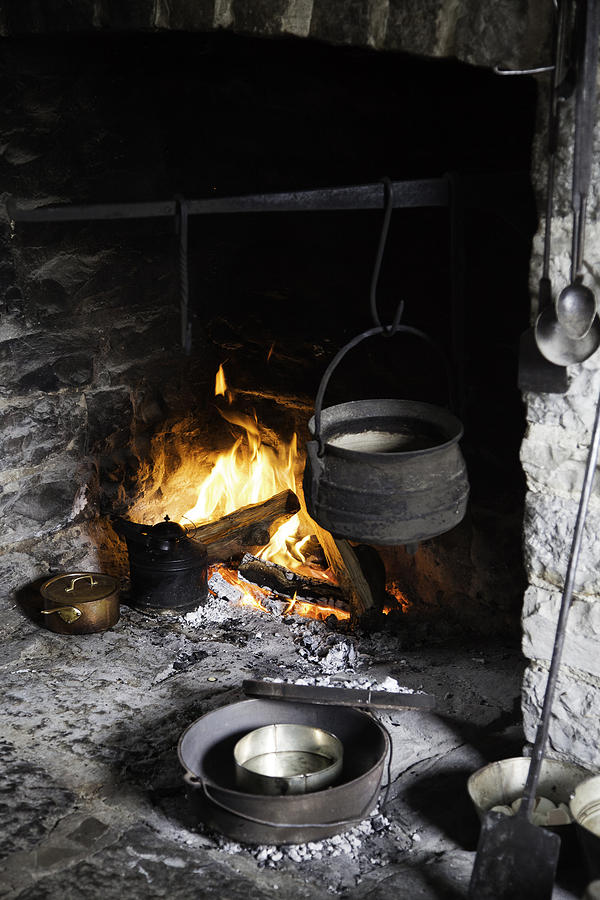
[386, 581, 411, 613]
[212, 571, 350, 623]
[285, 595, 351, 623]
[215, 363, 234, 404]
[181, 364, 314, 574]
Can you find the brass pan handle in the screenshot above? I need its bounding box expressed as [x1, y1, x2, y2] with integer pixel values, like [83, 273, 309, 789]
[64, 575, 98, 593]
[40, 606, 82, 624]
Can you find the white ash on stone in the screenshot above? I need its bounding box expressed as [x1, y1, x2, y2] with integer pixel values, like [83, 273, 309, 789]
[213, 808, 390, 868]
[263, 673, 415, 694]
[183, 591, 233, 626]
[294, 626, 359, 673]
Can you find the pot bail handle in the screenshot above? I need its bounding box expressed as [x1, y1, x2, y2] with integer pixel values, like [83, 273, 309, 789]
[183, 772, 382, 831]
[313, 322, 449, 458]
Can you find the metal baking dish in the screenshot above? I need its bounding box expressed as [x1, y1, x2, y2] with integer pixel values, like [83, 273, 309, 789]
[178, 698, 389, 844]
[234, 723, 343, 795]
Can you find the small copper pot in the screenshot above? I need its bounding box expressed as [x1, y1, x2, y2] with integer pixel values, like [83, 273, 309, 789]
[40, 572, 119, 634]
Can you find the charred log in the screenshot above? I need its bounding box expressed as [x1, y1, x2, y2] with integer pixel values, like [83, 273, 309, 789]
[311, 523, 380, 618]
[189, 489, 300, 563]
[238, 553, 347, 608]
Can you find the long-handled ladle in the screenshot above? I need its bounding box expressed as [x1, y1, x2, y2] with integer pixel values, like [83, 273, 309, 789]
[555, 0, 600, 339]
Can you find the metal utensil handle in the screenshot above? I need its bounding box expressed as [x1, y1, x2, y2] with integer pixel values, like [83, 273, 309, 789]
[65, 574, 98, 593]
[313, 324, 447, 457]
[521, 380, 600, 821]
[539, 0, 570, 292]
[183, 773, 381, 831]
[40, 606, 81, 615]
[571, 0, 600, 280]
[242, 678, 436, 711]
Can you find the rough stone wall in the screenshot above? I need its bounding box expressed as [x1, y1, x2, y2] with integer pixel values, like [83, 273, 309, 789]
[0, 0, 550, 71]
[0, 4, 551, 651]
[0, 42, 192, 625]
[520, 74, 600, 772]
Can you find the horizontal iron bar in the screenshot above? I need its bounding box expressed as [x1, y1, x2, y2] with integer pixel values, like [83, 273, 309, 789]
[7, 178, 449, 223]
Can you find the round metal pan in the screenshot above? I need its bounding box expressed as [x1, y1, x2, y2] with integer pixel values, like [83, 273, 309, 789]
[234, 723, 344, 795]
[178, 699, 389, 845]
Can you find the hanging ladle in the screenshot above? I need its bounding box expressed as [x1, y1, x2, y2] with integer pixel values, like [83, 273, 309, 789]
[555, 0, 599, 339]
[536, 0, 600, 365]
[555, 198, 596, 339]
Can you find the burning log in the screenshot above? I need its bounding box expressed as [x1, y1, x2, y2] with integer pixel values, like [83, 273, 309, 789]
[311, 524, 380, 618]
[190, 489, 300, 564]
[238, 554, 348, 609]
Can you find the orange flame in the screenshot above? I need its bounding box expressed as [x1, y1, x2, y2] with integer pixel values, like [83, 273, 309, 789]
[211, 571, 350, 623]
[181, 364, 314, 574]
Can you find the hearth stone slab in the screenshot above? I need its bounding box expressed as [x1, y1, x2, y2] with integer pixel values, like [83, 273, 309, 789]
[522, 661, 600, 772]
[0, 588, 551, 899]
[0, 740, 77, 859]
[522, 584, 600, 678]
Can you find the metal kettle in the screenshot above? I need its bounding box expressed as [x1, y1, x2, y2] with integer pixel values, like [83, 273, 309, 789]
[113, 515, 208, 615]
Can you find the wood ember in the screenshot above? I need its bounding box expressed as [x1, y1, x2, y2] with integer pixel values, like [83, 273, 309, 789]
[238, 554, 348, 609]
[189, 489, 300, 563]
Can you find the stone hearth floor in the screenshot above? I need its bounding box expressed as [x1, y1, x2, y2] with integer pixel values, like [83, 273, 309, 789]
[0, 593, 586, 899]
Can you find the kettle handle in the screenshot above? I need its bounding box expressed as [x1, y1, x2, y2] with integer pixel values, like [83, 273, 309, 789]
[313, 324, 447, 457]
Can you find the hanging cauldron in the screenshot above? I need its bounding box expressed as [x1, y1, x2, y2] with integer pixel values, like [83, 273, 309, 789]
[113, 515, 208, 614]
[303, 325, 469, 546]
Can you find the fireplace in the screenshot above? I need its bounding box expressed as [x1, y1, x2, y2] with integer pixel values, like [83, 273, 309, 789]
[2, 24, 537, 635]
[2, 5, 599, 897]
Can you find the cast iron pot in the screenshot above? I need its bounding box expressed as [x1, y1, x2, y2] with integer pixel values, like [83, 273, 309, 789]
[178, 698, 389, 845]
[114, 515, 208, 615]
[304, 325, 469, 545]
[40, 572, 119, 634]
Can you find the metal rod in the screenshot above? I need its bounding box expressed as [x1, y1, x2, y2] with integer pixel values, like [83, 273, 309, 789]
[7, 179, 450, 224]
[176, 197, 192, 356]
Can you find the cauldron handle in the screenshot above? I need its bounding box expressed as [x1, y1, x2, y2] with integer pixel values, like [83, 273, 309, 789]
[312, 323, 448, 457]
[183, 771, 383, 831]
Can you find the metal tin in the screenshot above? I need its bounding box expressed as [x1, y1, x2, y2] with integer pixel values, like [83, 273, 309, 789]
[113, 515, 208, 614]
[570, 774, 600, 881]
[468, 755, 591, 868]
[468, 756, 590, 822]
[234, 723, 343, 795]
[40, 572, 119, 634]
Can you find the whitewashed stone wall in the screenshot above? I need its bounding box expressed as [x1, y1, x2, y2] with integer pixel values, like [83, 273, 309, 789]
[521, 73, 600, 771]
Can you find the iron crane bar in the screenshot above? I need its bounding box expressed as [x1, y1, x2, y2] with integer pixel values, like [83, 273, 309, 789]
[6, 178, 449, 224]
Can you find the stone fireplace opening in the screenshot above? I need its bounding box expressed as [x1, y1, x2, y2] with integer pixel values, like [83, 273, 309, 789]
[3, 26, 537, 639]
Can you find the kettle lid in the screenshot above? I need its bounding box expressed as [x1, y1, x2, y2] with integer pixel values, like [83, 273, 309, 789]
[149, 515, 186, 551]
